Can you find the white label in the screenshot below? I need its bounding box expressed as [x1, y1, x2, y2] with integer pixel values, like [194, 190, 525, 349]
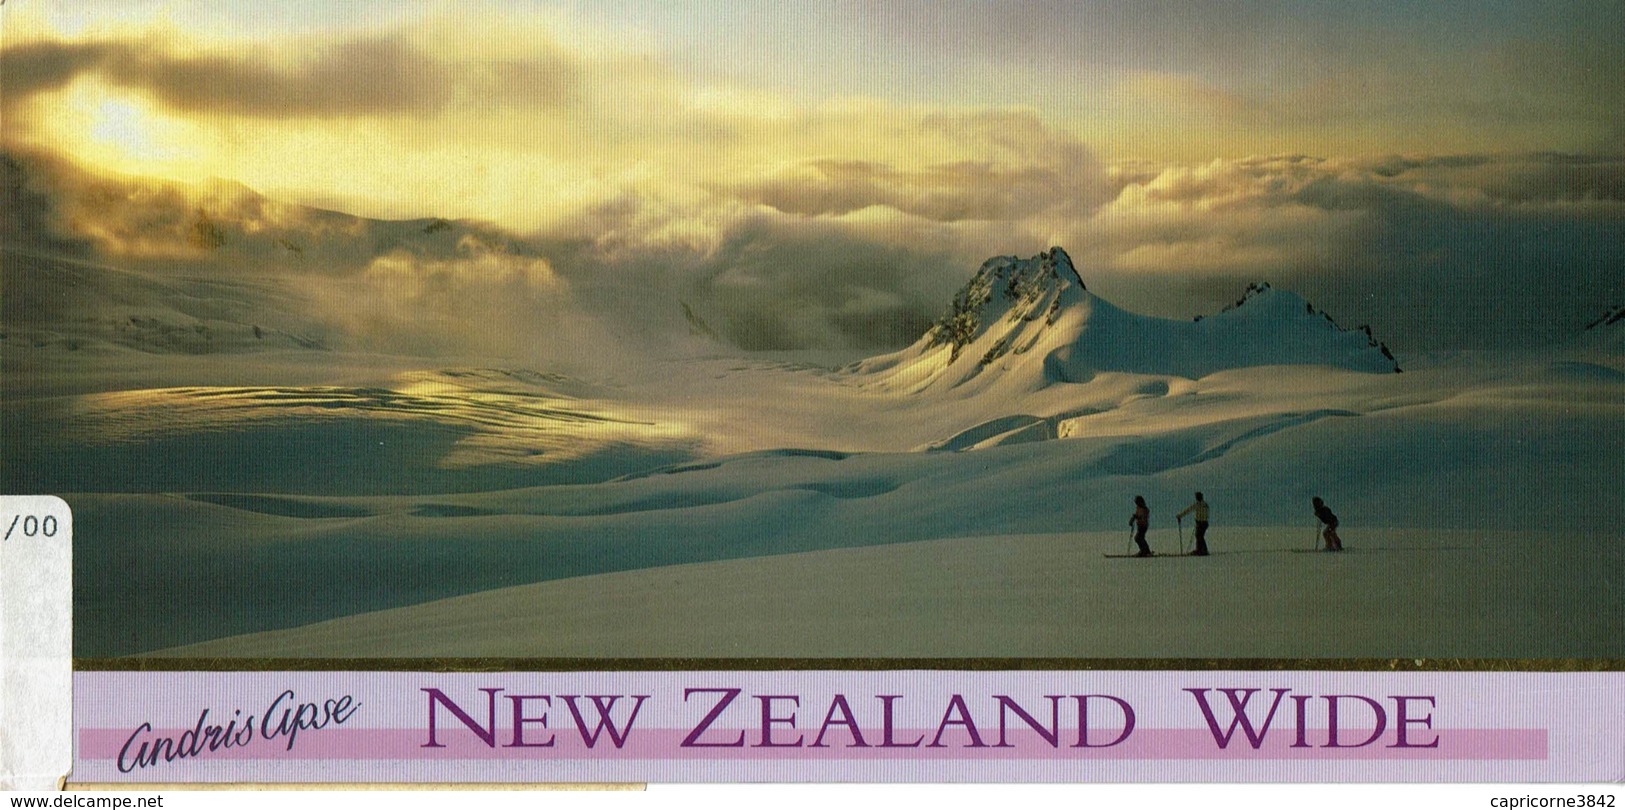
[0, 495, 73, 790]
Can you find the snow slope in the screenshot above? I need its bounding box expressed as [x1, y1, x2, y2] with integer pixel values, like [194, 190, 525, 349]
[160, 527, 1619, 660]
[51, 354, 1623, 657]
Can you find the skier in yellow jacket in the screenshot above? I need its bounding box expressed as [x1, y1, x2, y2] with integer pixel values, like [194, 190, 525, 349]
[1177, 492, 1211, 556]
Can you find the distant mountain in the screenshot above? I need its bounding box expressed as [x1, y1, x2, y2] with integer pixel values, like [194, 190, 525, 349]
[0, 250, 337, 355]
[0, 147, 530, 276]
[850, 247, 1400, 393]
[1584, 304, 1624, 332]
[1578, 303, 1625, 352]
[0, 149, 553, 356]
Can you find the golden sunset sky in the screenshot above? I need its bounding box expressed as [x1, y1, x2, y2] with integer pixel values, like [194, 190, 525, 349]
[4, 1, 1623, 351]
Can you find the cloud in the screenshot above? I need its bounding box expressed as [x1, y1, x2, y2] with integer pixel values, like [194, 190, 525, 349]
[309, 234, 594, 361]
[2, 19, 1110, 241]
[0, 40, 110, 101]
[19, 137, 1623, 357]
[727, 108, 1108, 226]
[292, 203, 973, 359]
[2, 128, 1034, 360]
[7, 8, 1620, 358]
[1360, 153, 1625, 207]
[736, 154, 1103, 224]
[1, 33, 582, 120]
[1076, 153, 1625, 350]
[524, 200, 980, 353]
[668, 214, 956, 351]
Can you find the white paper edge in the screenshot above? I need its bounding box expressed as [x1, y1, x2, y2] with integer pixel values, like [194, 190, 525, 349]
[0, 495, 74, 791]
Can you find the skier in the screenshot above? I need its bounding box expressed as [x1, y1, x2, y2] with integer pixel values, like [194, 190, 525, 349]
[1177, 492, 1210, 556]
[1128, 495, 1152, 557]
[1312, 496, 1344, 551]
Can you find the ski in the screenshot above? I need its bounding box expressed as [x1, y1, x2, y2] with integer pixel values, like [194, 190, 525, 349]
[1103, 552, 1212, 558]
[1098, 549, 1215, 556]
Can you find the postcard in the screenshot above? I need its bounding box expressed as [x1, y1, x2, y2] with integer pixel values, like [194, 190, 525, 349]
[1, 0, 1621, 792]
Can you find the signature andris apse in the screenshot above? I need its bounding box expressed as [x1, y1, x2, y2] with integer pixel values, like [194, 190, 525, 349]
[118, 690, 359, 773]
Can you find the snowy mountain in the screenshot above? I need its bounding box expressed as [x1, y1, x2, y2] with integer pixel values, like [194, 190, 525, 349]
[2, 150, 742, 362]
[850, 247, 1400, 394]
[1585, 304, 1625, 330]
[1, 250, 337, 355]
[2, 148, 526, 276]
[1581, 303, 1625, 352]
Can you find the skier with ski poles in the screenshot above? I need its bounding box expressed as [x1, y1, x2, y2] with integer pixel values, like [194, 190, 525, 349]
[1177, 492, 1211, 556]
[1312, 496, 1344, 552]
[1128, 496, 1152, 557]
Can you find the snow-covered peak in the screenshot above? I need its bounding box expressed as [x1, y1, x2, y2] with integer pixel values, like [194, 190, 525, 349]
[922, 247, 1086, 364]
[851, 248, 1401, 394]
[1204, 282, 1400, 369]
[1220, 281, 1275, 314]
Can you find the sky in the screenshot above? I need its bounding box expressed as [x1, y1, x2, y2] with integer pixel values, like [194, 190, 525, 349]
[3, 1, 1623, 354]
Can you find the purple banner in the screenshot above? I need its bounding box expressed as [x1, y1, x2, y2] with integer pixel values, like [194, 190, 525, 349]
[70, 671, 1617, 783]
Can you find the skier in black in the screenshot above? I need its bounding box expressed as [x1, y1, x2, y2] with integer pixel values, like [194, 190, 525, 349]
[1312, 496, 1344, 551]
[1177, 492, 1210, 556]
[1128, 495, 1152, 556]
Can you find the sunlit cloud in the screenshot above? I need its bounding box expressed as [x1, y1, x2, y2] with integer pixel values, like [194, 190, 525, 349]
[4, 3, 1622, 359]
[1070, 154, 1625, 350]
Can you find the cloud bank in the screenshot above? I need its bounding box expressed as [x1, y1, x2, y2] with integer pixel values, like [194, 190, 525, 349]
[4, 9, 1621, 359]
[1071, 154, 1625, 350]
[0, 30, 584, 119]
